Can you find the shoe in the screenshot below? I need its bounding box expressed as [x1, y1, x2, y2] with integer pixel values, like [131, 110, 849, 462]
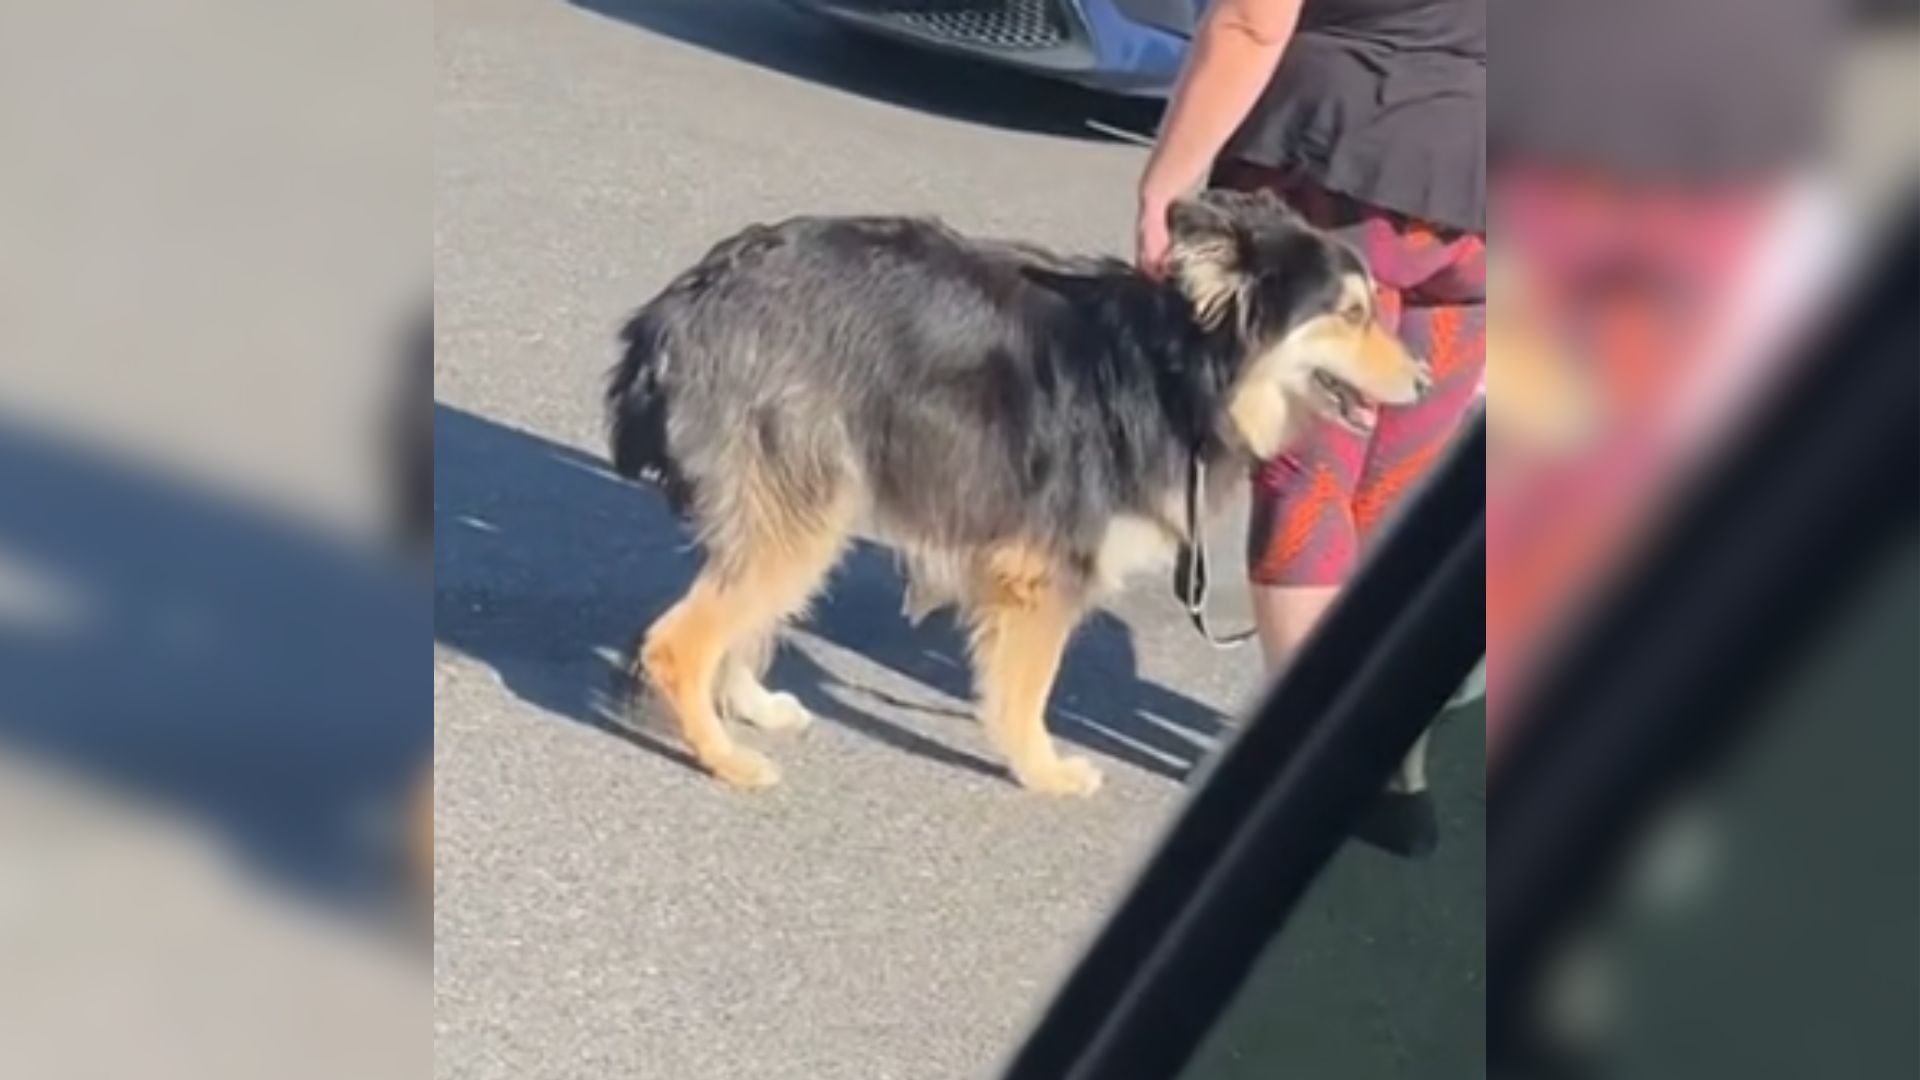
[1353, 788, 1439, 858]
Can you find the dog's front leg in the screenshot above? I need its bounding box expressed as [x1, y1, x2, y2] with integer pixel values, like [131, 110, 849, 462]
[967, 550, 1102, 797]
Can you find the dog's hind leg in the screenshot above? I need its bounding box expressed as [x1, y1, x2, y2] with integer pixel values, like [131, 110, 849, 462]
[966, 545, 1102, 797]
[716, 631, 815, 734]
[639, 496, 851, 789]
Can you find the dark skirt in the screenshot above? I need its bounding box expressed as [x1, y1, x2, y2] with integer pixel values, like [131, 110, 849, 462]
[1222, 7, 1485, 235]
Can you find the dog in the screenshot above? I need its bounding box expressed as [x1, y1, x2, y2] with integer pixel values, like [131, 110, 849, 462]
[606, 189, 1429, 794]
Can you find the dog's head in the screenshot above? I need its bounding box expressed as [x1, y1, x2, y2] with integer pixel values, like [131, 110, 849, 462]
[1167, 189, 1431, 458]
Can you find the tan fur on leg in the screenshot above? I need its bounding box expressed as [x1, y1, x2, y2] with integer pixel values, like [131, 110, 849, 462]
[641, 580, 782, 788]
[966, 545, 1101, 796]
[639, 495, 851, 789]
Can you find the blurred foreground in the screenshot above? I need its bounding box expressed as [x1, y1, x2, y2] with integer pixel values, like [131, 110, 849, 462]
[1, 1, 424, 1078]
[1487, 5, 1917, 1076]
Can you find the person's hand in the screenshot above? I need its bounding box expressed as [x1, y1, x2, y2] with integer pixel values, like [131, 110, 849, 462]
[1135, 189, 1174, 279]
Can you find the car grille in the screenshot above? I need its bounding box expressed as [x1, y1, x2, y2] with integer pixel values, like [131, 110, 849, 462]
[860, 0, 1070, 52]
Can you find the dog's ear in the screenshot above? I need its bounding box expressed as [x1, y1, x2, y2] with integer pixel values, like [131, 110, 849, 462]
[1167, 191, 1257, 331]
[1168, 190, 1239, 244]
[1170, 188, 1296, 238]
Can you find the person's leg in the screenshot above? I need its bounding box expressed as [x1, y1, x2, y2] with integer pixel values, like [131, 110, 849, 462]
[1245, 391, 1454, 857]
[1245, 447, 1366, 669]
[1238, 172, 1383, 665]
[1228, 164, 1485, 854]
[1345, 294, 1487, 855]
[1240, 201, 1431, 674]
[1245, 423, 1371, 673]
[1243, 259, 1421, 672]
[1250, 585, 1342, 671]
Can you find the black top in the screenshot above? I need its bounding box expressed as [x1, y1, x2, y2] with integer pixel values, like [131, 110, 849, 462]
[1489, 0, 1832, 188]
[1221, 0, 1486, 234]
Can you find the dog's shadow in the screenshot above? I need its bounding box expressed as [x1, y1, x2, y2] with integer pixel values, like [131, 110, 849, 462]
[0, 414, 427, 910]
[433, 403, 1226, 784]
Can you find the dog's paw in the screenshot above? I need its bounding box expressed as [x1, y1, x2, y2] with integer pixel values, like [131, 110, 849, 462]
[1015, 754, 1104, 798]
[707, 747, 782, 791]
[738, 691, 814, 734]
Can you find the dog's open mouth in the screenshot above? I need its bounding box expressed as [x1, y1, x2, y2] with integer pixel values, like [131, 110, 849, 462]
[1312, 370, 1379, 432]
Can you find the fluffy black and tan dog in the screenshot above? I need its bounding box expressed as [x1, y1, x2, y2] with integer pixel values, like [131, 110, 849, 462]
[607, 190, 1428, 795]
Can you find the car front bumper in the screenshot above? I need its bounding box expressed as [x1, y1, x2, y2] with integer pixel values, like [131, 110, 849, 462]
[796, 0, 1195, 97]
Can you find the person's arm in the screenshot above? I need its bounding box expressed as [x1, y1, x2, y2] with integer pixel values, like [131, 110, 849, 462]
[1137, 0, 1304, 274]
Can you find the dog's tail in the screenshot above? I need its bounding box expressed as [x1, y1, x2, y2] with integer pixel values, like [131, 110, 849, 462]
[608, 226, 792, 508]
[605, 305, 693, 511]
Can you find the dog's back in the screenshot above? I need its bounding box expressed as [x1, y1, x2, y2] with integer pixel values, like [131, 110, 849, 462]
[605, 215, 1208, 567]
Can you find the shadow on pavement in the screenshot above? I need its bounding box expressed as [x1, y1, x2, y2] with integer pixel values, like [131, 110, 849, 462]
[0, 414, 428, 908]
[433, 402, 1225, 784]
[568, 0, 1160, 142]
[797, 548, 1229, 779]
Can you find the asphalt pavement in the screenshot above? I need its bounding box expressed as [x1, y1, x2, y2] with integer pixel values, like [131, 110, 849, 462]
[432, 3, 1476, 1078]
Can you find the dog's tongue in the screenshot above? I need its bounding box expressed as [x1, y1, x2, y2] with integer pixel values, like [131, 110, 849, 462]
[1343, 400, 1379, 433]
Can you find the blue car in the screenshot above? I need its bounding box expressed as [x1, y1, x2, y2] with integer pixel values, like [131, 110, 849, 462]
[790, 0, 1199, 97]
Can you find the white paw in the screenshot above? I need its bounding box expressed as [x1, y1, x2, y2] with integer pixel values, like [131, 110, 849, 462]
[1015, 754, 1105, 798]
[708, 746, 782, 791]
[741, 691, 814, 734]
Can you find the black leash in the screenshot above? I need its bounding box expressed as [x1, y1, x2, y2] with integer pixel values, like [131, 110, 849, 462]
[1174, 453, 1257, 649]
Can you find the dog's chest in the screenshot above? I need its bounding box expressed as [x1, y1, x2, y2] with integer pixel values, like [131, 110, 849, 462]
[1093, 513, 1181, 592]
